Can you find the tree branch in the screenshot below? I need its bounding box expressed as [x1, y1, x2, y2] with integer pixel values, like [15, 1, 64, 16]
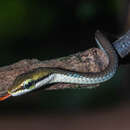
[0, 48, 108, 97]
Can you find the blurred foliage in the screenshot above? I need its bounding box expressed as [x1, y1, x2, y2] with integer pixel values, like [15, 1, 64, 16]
[0, 0, 128, 113]
[0, 0, 124, 65]
[0, 0, 57, 38]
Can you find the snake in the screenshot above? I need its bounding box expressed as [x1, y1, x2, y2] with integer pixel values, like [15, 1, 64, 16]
[0, 30, 118, 101]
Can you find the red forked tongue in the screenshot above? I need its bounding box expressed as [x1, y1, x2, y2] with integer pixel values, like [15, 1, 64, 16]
[0, 93, 11, 101]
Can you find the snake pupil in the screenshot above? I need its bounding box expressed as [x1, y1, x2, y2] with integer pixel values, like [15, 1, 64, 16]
[23, 80, 34, 89]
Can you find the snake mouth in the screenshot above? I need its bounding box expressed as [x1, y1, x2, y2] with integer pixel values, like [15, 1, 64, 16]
[0, 93, 11, 101]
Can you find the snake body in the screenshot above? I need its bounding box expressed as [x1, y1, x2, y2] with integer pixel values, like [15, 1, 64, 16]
[7, 30, 118, 97]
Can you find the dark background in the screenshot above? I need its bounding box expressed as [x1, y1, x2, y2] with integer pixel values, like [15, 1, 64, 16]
[0, 0, 130, 130]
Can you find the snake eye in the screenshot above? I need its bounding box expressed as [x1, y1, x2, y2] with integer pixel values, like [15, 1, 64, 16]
[23, 79, 35, 89]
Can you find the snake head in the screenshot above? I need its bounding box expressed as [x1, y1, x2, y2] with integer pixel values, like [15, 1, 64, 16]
[8, 75, 35, 96]
[8, 67, 53, 96]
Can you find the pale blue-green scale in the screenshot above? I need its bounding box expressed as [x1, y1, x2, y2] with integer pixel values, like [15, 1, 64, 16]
[66, 73, 91, 84]
[71, 73, 81, 78]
